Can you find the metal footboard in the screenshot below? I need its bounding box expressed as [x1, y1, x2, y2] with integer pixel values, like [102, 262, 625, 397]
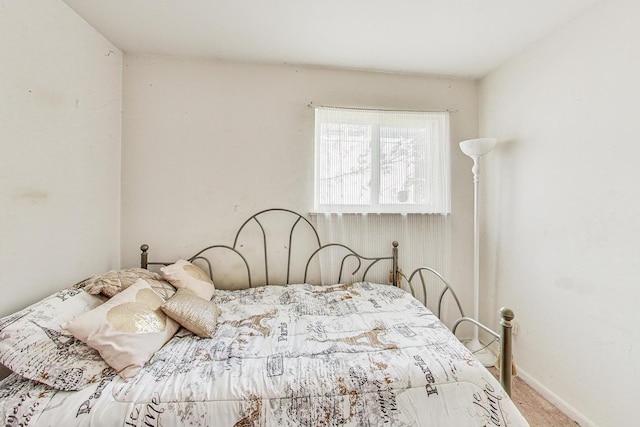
[402, 267, 515, 397]
[452, 308, 515, 396]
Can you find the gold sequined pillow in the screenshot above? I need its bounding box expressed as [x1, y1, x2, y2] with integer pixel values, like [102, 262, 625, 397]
[62, 279, 180, 380]
[161, 289, 221, 338]
[161, 259, 215, 300]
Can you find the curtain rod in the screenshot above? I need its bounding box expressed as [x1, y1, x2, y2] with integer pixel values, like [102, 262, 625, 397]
[307, 102, 454, 114]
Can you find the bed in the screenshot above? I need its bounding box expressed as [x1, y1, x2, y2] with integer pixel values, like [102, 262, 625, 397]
[0, 208, 527, 426]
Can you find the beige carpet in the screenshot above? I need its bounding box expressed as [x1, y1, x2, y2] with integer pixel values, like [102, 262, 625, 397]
[490, 368, 578, 426]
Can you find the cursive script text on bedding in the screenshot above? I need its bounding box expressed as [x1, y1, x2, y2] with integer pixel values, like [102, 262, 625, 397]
[472, 381, 506, 426]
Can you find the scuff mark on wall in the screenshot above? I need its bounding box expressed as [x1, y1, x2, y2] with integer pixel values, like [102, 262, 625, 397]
[27, 85, 65, 107]
[554, 276, 594, 296]
[13, 188, 49, 203]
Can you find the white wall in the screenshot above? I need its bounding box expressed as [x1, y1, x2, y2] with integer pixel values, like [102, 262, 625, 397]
[121, 55, 478, 308]
[480, 1, 640, 425]
[0, 0, 122, 317]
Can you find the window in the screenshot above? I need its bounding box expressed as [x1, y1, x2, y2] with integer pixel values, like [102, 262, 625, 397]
[314, 107, 450, 214]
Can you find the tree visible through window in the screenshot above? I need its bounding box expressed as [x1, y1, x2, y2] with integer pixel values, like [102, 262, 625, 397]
[314, 107, 450, 214]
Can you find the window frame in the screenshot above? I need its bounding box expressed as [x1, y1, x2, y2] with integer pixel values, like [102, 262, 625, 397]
[313, 107, 451, 214]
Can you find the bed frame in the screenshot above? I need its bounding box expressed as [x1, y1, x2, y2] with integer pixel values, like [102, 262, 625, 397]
[139, 208, 515, 396]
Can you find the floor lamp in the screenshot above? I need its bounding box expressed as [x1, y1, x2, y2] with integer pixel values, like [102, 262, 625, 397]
[459, 137, 497, 367]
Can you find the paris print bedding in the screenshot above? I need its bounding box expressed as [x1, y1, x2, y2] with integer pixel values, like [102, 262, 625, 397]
[0, 282, 529, 426]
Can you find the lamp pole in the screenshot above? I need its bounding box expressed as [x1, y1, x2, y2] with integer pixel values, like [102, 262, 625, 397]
[459, 138, 496, 367]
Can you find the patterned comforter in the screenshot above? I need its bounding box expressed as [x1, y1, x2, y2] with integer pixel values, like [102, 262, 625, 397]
[0, 282, 529, 426]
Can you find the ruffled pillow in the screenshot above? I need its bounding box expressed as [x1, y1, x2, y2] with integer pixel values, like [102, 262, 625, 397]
[161, 260, 215, 300]
[161, 289, 221, 338]
[62, 279, 180, 380]
[0, 288, 113, 390]
[83, 268, 175, 300]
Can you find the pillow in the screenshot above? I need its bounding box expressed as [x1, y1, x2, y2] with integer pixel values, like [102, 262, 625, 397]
[161, 289, 221, 338]
[83, 268, 176, 300]
[62, 279, 180, 380]
[0, 287, 113, 390]
[161, 259, 215, 300]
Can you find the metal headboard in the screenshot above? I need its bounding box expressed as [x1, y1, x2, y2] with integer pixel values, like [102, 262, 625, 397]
[140, 208, 399, 288]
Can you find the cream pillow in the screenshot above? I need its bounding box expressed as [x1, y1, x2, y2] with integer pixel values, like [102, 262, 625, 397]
[161, 289, 221, 338]
[62, 279, 180, 380]
[161, 259, 215, 300]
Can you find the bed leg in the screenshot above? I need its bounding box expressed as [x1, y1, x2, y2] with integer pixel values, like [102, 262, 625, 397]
[499, 307, 514, 397]
[140, 244, 149, 269]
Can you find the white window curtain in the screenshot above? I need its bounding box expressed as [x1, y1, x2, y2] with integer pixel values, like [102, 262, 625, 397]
[311, 106, 452, 309]
[313, 212, 451, 308]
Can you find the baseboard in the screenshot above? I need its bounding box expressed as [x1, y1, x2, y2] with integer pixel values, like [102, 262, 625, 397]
[516, 367, 595, 427]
